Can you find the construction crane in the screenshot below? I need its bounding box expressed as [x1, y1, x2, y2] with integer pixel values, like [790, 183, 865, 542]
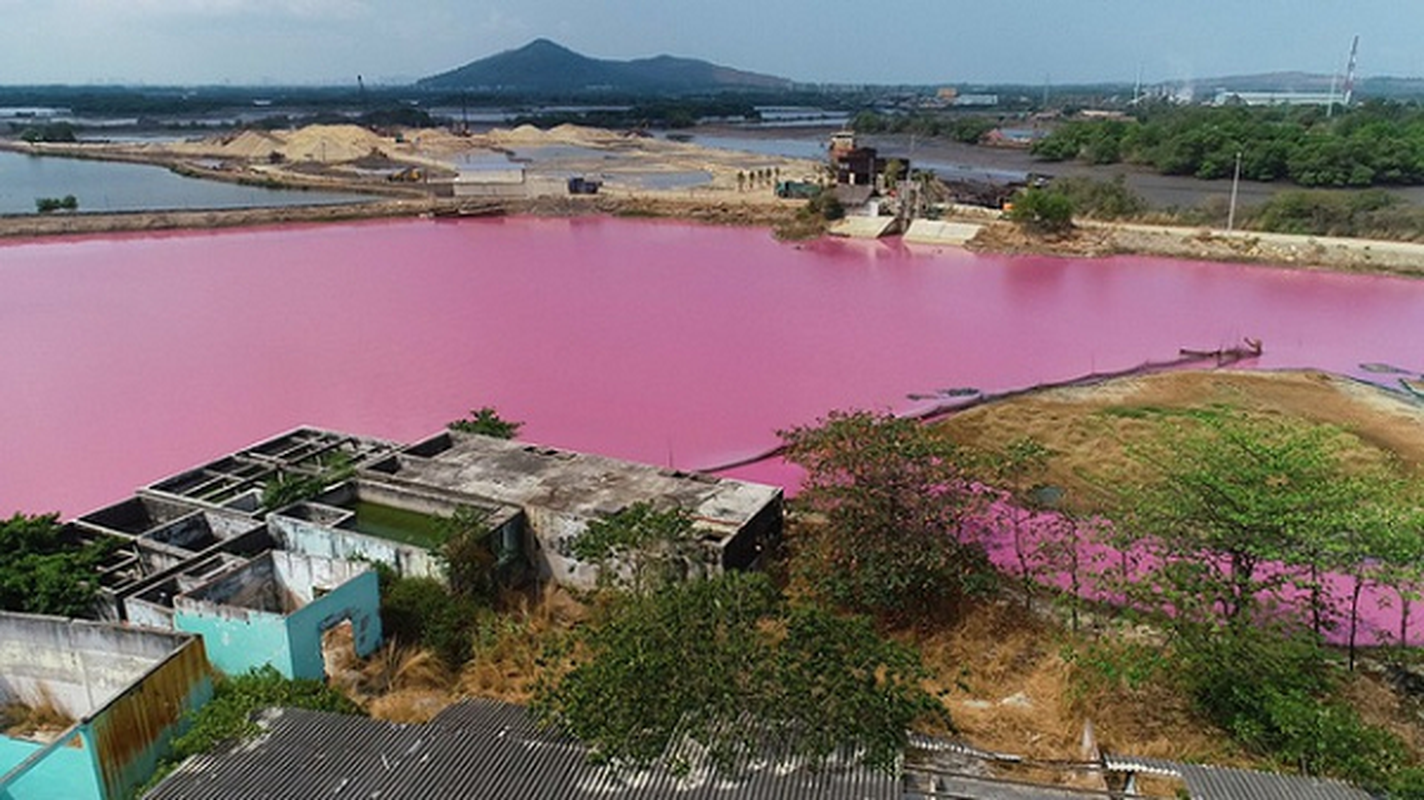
[1329, 35, 1359, 118]
[1343, 35, 1360, 107]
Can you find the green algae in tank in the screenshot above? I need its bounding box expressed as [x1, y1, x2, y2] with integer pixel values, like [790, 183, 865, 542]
[347, 501, 447, 548]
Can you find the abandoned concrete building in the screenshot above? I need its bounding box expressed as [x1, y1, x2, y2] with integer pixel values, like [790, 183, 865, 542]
[0, 613, 212, 800]
[51, 425, 782, 681]
[0, 425, 783, 799]
[362, 429, 784, 589]
[63, 426, 780, 675]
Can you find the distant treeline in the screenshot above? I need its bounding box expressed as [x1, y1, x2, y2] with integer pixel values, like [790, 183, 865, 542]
[850, 111, 1000, 144]
[1023, 174, 1424, 243]
[1033, 101, 1424, 187]
[509, 99, 761, 130]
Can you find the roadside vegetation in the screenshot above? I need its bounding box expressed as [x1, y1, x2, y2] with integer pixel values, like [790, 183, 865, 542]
[1000, 172, 1424, 246]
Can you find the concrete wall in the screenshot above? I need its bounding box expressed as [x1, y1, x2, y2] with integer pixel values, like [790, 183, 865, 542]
[173, 602, 293, 678]
[0, 615, 211, 800]
[283, 569, 381, 680]
[0, 615, 191, 719]
[268, 513, 443, 579]
[525, 507, 600, 590]
[173, 554, 381, 681]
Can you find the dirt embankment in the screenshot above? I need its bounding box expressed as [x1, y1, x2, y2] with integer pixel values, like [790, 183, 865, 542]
[965, 217, 1424, 278]
[0, 195, 802, 240]
[936, 369, 1424, 510]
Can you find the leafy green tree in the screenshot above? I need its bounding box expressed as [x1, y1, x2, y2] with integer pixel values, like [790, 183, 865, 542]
[572, 502, 710, 593]
[975, 437, 1054, 610]
[0, 513, 116, 618]
[1007, 186, 1074, 234]
[1050, 175, 1146, 220]
[448, 406, 523, 439]
[1109, 409, 1378, 631]
[34, 196, 77, 214]
[533, 572, 943, 772]
[260, 472, 327, 511]
[780, 410, 991, 624]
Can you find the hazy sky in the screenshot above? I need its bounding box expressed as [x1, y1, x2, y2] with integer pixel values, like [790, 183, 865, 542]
[0, 0, 1418, 86]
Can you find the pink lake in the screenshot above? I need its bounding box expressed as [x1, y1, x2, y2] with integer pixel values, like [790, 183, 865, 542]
[2, 216, 1423, 520]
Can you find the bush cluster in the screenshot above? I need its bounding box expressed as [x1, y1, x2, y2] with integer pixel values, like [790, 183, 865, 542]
[1032, 101, 1424, 187]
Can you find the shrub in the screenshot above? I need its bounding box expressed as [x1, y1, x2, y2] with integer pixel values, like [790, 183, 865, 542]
[380, 575, 484, 669]
[1007, 186, 1074, 234]
[1051, 175, 1146, 220]
[533, 572, 944, 772]
[33, 195, 77, 214]
[448, 407, 522, 439]
[1178, 626, 1410, 789]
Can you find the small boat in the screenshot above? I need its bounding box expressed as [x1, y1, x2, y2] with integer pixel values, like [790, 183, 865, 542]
[1401, 377, 1424, 400]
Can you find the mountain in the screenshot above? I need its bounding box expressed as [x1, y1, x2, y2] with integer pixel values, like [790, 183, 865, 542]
[417, 39, 791, 93]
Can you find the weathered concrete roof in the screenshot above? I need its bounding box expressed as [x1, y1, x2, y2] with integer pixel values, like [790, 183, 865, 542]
[370, 431, 781, 541]
[145, 700, 897, 800]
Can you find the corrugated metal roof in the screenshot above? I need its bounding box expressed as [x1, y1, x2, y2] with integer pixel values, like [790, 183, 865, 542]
[145, 700, 898, 800]
[1104, 754, 1373, 800]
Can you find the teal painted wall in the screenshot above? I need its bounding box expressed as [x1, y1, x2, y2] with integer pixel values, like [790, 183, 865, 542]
[0, 732, 102, 800]
[175, 570, 380, 680]
[285, 570, 382, 680]
[174, 609, 293, 678]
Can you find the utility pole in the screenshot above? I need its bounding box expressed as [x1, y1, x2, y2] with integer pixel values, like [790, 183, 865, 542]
[1227, 150, 1242, 231]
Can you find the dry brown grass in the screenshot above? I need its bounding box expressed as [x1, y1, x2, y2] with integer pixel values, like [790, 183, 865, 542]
[914, 600, 1247, 766]
[1341, 669, 1424, 760]
[456, 584, 586, 705]
[368, 689, 452, 724]
[936, 369, 1424, 512]
[3, 685, 74, 740]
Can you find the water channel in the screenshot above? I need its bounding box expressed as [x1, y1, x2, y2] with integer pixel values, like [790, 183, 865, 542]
[0, 150, 373, 215]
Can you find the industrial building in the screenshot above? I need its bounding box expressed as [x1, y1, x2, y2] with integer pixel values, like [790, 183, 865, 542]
[451, 166, 528, 198]
[365, 430, 783, 589]
[1211, 89, 1341, 106]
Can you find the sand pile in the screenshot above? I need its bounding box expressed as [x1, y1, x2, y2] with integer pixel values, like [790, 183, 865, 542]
[215, 130, 285, 159]
[167, 124, 392, 163]
[279, 124, 389, 162]
[482, 123, 622, 148]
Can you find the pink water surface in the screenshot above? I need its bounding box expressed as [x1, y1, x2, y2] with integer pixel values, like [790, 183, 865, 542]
[2, 216, 1423, 520]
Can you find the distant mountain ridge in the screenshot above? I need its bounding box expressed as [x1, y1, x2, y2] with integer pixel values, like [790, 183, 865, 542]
[418, 39, 791, 93]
